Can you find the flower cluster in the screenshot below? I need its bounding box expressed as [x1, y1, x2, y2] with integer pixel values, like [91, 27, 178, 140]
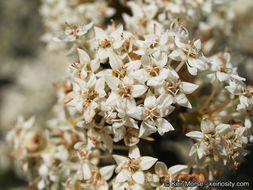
[40, 0, 115, 50]
[186, 119, 251, 177]
[6, 0, 253, 189]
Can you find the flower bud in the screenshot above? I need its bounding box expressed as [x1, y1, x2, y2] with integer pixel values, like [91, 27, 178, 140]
[24, 131, 45, 152]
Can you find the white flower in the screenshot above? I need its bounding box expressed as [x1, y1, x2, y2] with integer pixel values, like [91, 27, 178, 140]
[127, 92, 174, 137]
[237, 86, 253, 111]
[225, 80, 243, 95]
[70, 161, 115, 190]
[207, 52, 246, 82]
[158, 68, 198, 108]
[130, 54, 169, 87]
[41, 0, 115, 50]
[66, 73, 105, 123]
[186, 119, 215, 159]
[123, 1, 158, 34]
[187, 118, 250, 168]
[70, 48, 100, 79]
[55, 22, 93, 42]
[94, 25, 131, 70]
[105, 75, 147, 99]
[113, 146, 157, 188]
[169, 39, 206, 75]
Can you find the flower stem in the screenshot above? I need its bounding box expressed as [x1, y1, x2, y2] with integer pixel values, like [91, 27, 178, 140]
[175, 61, 185, 72]
[198, 86, 218, 113]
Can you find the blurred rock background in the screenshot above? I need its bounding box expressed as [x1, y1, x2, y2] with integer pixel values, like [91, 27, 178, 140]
[0, 1, 66, 189]
[0, 0, 67, 133]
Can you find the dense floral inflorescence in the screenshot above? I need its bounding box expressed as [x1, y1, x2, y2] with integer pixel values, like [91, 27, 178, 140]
[6, 0, 253, 190]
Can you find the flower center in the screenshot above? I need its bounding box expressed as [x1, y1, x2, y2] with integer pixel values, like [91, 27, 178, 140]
[112, 67, 127, 79]
[145, 107, 160, 121]
[127, 158, 140, 172]
[146, 64, 159, 77]
[164, 80, 180, 96]
[82, 89, 98, 108]
[118, 83, 132, 98]
[99, 39, 111, 48]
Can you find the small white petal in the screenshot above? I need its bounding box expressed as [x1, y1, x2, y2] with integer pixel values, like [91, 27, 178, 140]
[194, 39, 201, 50]
[134, 49, 145, 55]
[24, 116, 35, 129]
[113, 127, 125, 142]
[245, 118, 252, 129]
[159, 68, 170, 79]
[235, 127, 246, 136]
[110, 25, 123, 40]
[84, 106, 96, 123]
[139, 121, 157, 137]
[77, 48, 90, 64]
[127, 106, 144, 120]
[160, 32, 168, 45]
[189, 144, 197, 156]
[159, 55, 168, 67]
[188, 58, 205, 70]
[231, 74, 246, 81]
[175, 36, 187, 48]
[100, 165, 115, 180]
[98, 48, 110, 60]
[80, 68, 88, 79]
[145, 4, 158, 19]
[157, 94, 175, 116]
[113, 155, 128, 165]
[106, 92, 119, 107]
[130, 69, 149, 84]
[132, 85, 148, 97]
[141, 55, 151, 66]
[125, 60, 142, 71]
[180, 82, 199, 94]
[186, 131, 203, 141]
[126, 117, 139, 129]
[157, 118, 174, 135]
[115, 169, 131, 183]
[197, 141, 208, 159]
[132, 171, 145, 184]
[186, 63, 198, 75]
[129, 145, 141, 159]
[144, 95, 157, 108]
[155, 161, 168, 176]
[95, 27, 108, 40]
[167, 68, 179, 80]
[76, 121, 85, 128]
[105, 75, 121, 90]
[147, 77, 164, 86]
[240, 95, 249, 106]
[175, 94, 191, 108]
[37, 180, 45, 189]
[87, 74, 96, 88]
[82, 163, 92, 180]
[169, 49, 186, 61]
[139, 156, 158, 170]
[109, 51, 123, 70]
[168, 165, 188, 176]
[217, 72, 229, 82]
[201, 119, 215, 134]
[39, 164, 48, 177]
[95, 78, 106, 97]
[216, 124, 233, 137]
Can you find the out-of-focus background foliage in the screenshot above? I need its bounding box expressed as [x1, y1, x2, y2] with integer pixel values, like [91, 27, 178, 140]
[0, 1, 66, 189]
[0, 0, 252, 189]
[0, 0, 66, 134]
